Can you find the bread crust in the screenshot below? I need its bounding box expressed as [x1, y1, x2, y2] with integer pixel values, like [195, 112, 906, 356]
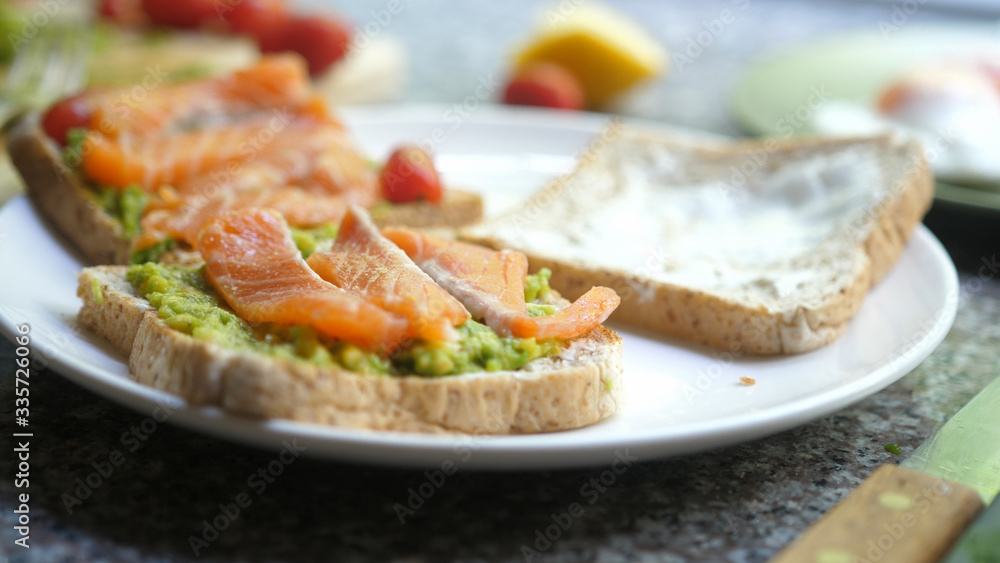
[7, 115, 483, 266]
[77, 267, 624, 434]
[7, 116, 134, 265]
[465, 132, 934, 355]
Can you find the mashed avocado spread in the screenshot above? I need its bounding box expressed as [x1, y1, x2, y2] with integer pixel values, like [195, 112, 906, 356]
[127, 263, 561, 377]
[289, 224, 340, 259]
[94, 185, 146, 239]
[88, 184, 177, 264]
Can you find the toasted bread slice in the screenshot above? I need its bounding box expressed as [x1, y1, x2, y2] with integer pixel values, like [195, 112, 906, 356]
[77, 266, 624, 434]
[463, 128, 933, 355]
[6, 115, 483, 266]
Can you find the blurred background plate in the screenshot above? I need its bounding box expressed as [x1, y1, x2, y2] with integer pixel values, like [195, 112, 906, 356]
[731, 22, 1000, 212]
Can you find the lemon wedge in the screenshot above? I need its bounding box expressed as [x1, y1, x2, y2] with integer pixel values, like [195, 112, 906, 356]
[513, 2, 668, 106]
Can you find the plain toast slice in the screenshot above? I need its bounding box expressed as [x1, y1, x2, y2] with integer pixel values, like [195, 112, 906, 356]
[463, 128, 933, 355]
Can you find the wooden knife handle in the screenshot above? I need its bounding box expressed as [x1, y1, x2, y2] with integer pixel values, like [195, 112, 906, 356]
[771, 464, 984, 563]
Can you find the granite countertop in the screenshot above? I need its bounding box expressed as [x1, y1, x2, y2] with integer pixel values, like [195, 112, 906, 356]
[2, 1, 999, 561]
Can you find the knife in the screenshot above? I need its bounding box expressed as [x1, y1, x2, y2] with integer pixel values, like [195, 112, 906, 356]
[772, 375, 1000, 563]
[941, 494, 1000, 563]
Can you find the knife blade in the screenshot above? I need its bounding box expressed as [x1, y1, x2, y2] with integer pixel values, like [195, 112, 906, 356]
[771, 375, 1000, 563]
[941, 494, 1000, 563]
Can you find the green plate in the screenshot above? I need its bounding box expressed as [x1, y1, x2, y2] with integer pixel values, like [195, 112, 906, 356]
[731, 23, 1000, 211]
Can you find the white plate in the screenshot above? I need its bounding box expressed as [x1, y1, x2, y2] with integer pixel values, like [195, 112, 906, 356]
[0, 106, 958, 470]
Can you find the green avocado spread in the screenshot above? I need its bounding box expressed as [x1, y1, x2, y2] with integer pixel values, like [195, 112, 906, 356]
[88, 184, 176, 264]
[289, 224, 340, 259]
[127, 263, 561, 377]
[94, 185, 147, 239]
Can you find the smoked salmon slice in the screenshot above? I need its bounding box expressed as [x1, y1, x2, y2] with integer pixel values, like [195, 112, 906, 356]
[89, 55, 325, 139]
[299, 137, 379, 199]
[84, 116, 377, 197]
[383, 228, 620, 339]
[510, 286, 621, 340]
[82, 120, 277, 190]
[383, 227, 529, 332]
[199, 208, 407, 351]
[137, 186, 354, 250]
[307, 208, 469, 343]
[176, 125, 378, 201]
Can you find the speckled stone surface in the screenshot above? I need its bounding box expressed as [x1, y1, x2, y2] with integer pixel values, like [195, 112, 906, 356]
[2, 1, 999, 562]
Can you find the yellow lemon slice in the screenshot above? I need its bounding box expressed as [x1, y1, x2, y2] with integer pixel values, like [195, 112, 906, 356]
[513, 2, 668, 106]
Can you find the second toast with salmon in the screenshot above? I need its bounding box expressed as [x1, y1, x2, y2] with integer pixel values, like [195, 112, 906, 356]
[9, 114, 483, 265]
[7, 56, 483, 266]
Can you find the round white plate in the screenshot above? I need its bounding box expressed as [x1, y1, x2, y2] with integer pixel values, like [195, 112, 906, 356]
[0, 106, 958, 470]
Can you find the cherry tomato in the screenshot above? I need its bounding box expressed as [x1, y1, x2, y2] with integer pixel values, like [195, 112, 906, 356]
[42, 92, 95, 146]
[98, 0, 123, 19]
[503, 63, 585, 111]
[98, 0, 145, 26]
[141, 0, 216, 29]
[281, 15, 352, 76]
[380, 146, 443, 204]
[222, 0, 290, 52]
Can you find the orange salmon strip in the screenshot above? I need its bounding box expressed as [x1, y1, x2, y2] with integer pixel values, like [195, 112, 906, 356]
[383, 228, 620, 339]
[88, 55, 325, 139]
[82, 121, 274, 190]
[174, 124, 378, 201]
[137, 186, 353, 250]
[84, 115, 377, 197]
[199, 208, 407, 351]
[510, 286, 621, 340]
[307, 208, 469, 343]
